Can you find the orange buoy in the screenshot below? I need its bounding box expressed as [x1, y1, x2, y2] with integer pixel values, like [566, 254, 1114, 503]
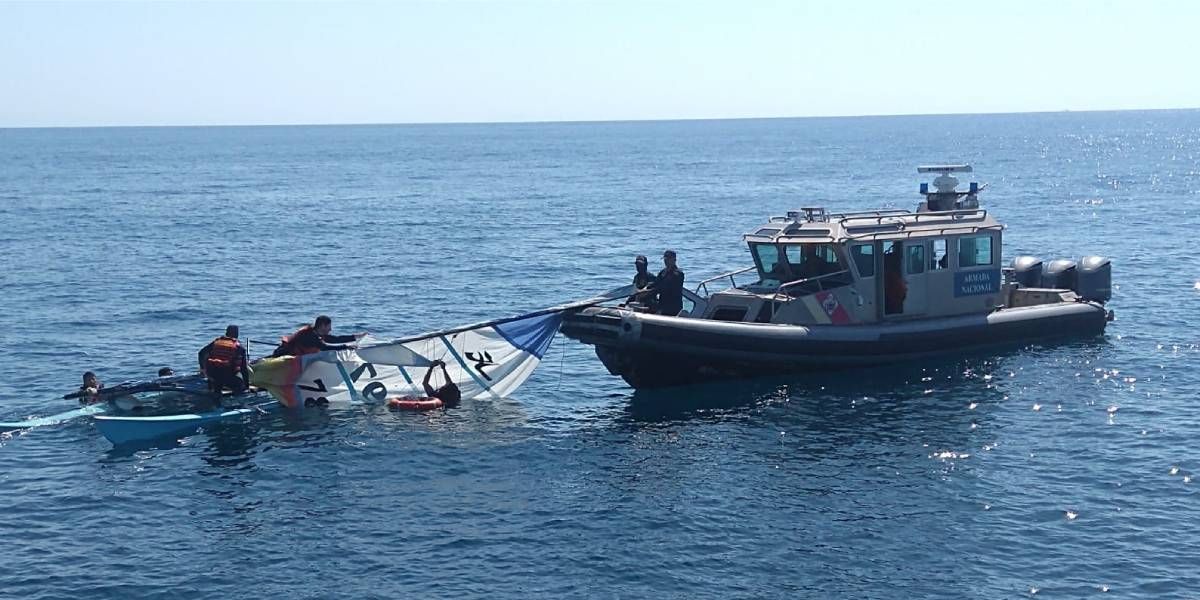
[386, 396, 444, 411]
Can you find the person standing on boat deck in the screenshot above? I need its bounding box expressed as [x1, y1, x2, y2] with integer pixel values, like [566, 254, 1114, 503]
[627, 255, 658, 308]
[883, 249, 908, 315]
[272, 315, 367, 357]
[78, 371, 103, 405]
[654, 249, 686, 316]
[199, 325, 251, 395]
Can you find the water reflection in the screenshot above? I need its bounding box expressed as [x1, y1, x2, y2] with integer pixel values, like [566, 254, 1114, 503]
[616, 338, 1112, 425]
[622, 358, 1012, 423]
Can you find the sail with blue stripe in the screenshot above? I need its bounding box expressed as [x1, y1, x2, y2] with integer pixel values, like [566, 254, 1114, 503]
[252, 309, 570, 407]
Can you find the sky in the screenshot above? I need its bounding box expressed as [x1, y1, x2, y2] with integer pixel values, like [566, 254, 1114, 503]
[0, 0, 1197, 127]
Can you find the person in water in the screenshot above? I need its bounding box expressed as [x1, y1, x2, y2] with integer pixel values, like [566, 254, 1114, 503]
[627, 255, 658, 308]
[273, 315, 367, 357]
[654, 249, 686, 316]
[157, 367, 174, 378]
[198, 325, 252, 395]
[386, 359, 461, 409]
[78, 371, 103, 405]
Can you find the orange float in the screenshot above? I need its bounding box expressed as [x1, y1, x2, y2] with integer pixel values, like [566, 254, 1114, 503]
[386, 396, 444, 411]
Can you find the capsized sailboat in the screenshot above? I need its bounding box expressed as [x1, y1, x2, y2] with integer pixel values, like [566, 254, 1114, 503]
[91, 291, 628, 446]
[249, 293, 617, 408]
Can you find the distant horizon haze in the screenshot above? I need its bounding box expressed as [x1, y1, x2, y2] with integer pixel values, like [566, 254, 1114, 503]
[2, 0, 1197, 128]
[3, 105, 1200, 131]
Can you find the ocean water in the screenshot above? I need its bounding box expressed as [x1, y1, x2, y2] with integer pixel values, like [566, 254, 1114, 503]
[0, 111, 1198, 599]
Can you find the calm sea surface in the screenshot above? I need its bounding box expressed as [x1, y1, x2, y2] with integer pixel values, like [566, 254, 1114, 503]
[1, 112, 1198, 599]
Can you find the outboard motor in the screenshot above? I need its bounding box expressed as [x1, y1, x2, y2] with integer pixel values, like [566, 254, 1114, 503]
[1076, 256, 1112, 303]
[1010, 256, 1043, 288]
[1042, 259, 1078, 290]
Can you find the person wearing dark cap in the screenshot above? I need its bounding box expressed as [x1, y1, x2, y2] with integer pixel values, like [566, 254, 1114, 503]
[655, 249, 685, 316]
[628, 255, 658, 308]
[198, 325, 251, 395]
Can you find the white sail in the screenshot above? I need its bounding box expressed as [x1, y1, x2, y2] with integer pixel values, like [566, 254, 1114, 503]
[252, 310, 566, 407]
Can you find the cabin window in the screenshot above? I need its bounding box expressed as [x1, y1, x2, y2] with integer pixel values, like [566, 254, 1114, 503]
[931, 238, 948, 270]
[783, 243, 841, 279]
[784, 243, 838, 266]
[752, 243, 786, 280]
[906, 243, 925, 274]
[851, 244, 875, 277]
[958, 235, 994, 267]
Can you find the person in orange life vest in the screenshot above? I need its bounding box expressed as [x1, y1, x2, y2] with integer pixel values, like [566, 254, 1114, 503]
[198, 325, 251, 394]
[78, 371, 103, 405]
[272, 315, 367, 358]
[386, 360, 462, 409]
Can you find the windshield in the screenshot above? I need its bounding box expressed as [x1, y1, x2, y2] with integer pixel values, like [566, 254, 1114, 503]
[752, 243, 788, 280]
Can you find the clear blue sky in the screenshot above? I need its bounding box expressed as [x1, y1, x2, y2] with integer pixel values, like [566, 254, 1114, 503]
[1, 0, 1196, 127]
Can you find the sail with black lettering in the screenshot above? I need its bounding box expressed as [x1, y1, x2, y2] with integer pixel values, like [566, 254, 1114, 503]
[250, 292, 627, 408]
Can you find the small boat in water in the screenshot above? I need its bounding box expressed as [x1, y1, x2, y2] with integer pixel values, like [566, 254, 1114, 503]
[0, 374, 219, 433]
[93, 399, 280, 446]
[562, 165, 1115, 388]
[81, 295, 618, 445]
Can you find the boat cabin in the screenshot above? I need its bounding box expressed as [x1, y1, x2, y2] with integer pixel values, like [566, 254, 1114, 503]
[692, 166, 1007, 326]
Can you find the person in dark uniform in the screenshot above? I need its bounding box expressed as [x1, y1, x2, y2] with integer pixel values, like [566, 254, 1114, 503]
[654, 249, 686, 316]
[272, 315, 367, 357]
[198, 325, 252, 394]
[883, 249, 908, 315]
[628, 255, 658, 308]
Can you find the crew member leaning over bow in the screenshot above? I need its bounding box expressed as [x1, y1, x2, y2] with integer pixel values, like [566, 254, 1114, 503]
[272, 315, 368, 358]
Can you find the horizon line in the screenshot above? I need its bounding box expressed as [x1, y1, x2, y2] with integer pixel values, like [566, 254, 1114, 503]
[3, 105, 1198, 131]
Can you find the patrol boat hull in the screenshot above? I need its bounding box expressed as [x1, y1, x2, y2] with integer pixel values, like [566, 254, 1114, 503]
[561, 301, 1109, 388]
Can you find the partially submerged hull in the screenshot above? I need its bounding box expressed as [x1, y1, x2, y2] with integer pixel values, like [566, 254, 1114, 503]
[93, 400, 280, 446]
[561, 301, 1110, 388]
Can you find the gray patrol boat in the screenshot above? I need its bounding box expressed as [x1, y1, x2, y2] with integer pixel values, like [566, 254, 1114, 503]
[562, 165, 1114, 388]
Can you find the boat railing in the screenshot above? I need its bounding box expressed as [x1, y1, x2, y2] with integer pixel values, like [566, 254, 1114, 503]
[844, 222, 1003, 242]
[694, 265, 758, 298]
[770, 269, 853, 318]
[826, 208, 910, 221]
[841, 208, 989, 230]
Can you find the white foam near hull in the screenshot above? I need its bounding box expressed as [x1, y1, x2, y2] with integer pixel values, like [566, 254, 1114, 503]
[0, 404, 109, 433]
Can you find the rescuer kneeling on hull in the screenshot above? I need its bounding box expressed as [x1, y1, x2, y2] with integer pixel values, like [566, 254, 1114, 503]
[199, 325, 252, 396]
